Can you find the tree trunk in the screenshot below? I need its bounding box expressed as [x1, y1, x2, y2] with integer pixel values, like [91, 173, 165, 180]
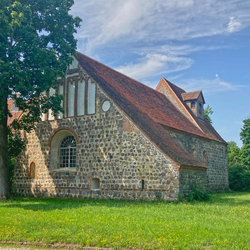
[0, 97, 10, 198]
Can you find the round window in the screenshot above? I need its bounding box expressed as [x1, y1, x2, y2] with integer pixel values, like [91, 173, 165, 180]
[102, 100, 111, 112]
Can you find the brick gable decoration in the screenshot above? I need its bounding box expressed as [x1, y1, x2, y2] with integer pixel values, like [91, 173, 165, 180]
[13, 53, 229, 200]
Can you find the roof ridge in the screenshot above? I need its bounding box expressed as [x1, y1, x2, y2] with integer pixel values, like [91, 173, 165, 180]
[163, 78, 186, 93]
[183, 90, 202, 94]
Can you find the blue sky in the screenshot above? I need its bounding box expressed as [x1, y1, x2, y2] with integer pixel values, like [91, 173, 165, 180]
[71, 0, 250, 147]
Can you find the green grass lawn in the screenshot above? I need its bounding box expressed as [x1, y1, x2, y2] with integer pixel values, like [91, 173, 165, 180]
[1, 192, 250, 250]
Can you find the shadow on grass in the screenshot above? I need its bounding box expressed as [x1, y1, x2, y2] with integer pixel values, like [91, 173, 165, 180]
[1, 192, 250, 211]
[0, 196, 170, 211]
[209, 191, 250, 206]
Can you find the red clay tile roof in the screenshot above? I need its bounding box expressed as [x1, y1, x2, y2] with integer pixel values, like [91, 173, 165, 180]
[164, 79, 186, 99]
[77, 52, 208, 168]
[7, 99, 23, 127]
[160, 79, 226, 143]
[182, 91, 202, 101]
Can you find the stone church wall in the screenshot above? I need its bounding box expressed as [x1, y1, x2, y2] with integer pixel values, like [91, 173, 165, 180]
[12, 57, 228, 200]
[14, 85, 184, 201]
[168, 132, 229, 191]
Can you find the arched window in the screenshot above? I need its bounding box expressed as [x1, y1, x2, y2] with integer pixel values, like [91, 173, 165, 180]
[59, 136, 76, 168]
[49, 128, 79, 170]
[29, 162, 36, 179]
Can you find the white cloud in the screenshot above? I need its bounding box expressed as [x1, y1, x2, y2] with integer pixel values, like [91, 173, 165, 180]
[72, 0, 250, 53]
[132, 44, 228, 59]
[115, 53, 193, 80]
[227, 17, 242, 33]
[70, 0, 250, 92]
[112, 44, 226, 82]
[174, 76, 242, 94]
[130, 75, 243, 93]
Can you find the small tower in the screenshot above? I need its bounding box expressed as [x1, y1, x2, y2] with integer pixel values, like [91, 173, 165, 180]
[182, 90, 205, 120]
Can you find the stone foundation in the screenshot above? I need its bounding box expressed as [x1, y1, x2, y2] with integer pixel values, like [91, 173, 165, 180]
[14, 187, 178, 201]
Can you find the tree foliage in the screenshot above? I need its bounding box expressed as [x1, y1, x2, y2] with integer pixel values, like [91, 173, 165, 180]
[240, 118, 250, 145]
[0, 0, 81, 129]
[227, 141, 241, 167]
[0, 0, 81, 196]
[228, 118, 250, 191]
[228, 118, 250, 169]
[229, 165, 250, 191]
[239, 118, 250, 168]
[204, 105, 213, 124]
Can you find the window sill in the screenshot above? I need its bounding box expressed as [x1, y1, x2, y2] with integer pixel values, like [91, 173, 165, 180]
[50, 167, 77, 173]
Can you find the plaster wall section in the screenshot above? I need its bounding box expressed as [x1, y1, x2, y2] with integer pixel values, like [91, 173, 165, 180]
[68, 82, 75, 117]
[87, 79, 96, 114]
[168, 132, 229, 191]
[57, 84, 64, 119]
[77, 80, 85, 116]
[14, 83, 180, 201]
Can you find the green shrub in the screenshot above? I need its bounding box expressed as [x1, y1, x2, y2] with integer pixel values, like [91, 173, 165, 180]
[229, 164, 250, 191]
[187, 187, 210, 202]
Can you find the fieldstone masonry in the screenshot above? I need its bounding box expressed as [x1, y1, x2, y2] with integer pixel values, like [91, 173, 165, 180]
[14, 85, 182, 200]
[179, 167, 207, 197]
[169, 132, 228, 191]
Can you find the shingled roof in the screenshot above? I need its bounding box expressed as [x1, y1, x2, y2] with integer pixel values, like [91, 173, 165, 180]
[77, 52, 211, 168]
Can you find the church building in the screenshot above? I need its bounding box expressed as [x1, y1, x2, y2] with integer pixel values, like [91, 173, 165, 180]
[12, 52, 229, 200]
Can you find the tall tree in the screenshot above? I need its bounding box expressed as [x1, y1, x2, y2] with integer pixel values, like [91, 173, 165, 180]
[240, 118, 250, 169]
[0, 0, 81, 197]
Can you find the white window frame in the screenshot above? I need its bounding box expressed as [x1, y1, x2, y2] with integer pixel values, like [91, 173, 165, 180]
[59, 136, 76, 168]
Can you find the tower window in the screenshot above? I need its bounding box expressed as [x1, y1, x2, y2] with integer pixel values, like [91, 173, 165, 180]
[199, 103, 202, 114]
[191, 102, 195, 108]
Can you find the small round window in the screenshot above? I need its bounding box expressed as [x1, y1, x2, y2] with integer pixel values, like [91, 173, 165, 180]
[102, 100, 111, 112]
